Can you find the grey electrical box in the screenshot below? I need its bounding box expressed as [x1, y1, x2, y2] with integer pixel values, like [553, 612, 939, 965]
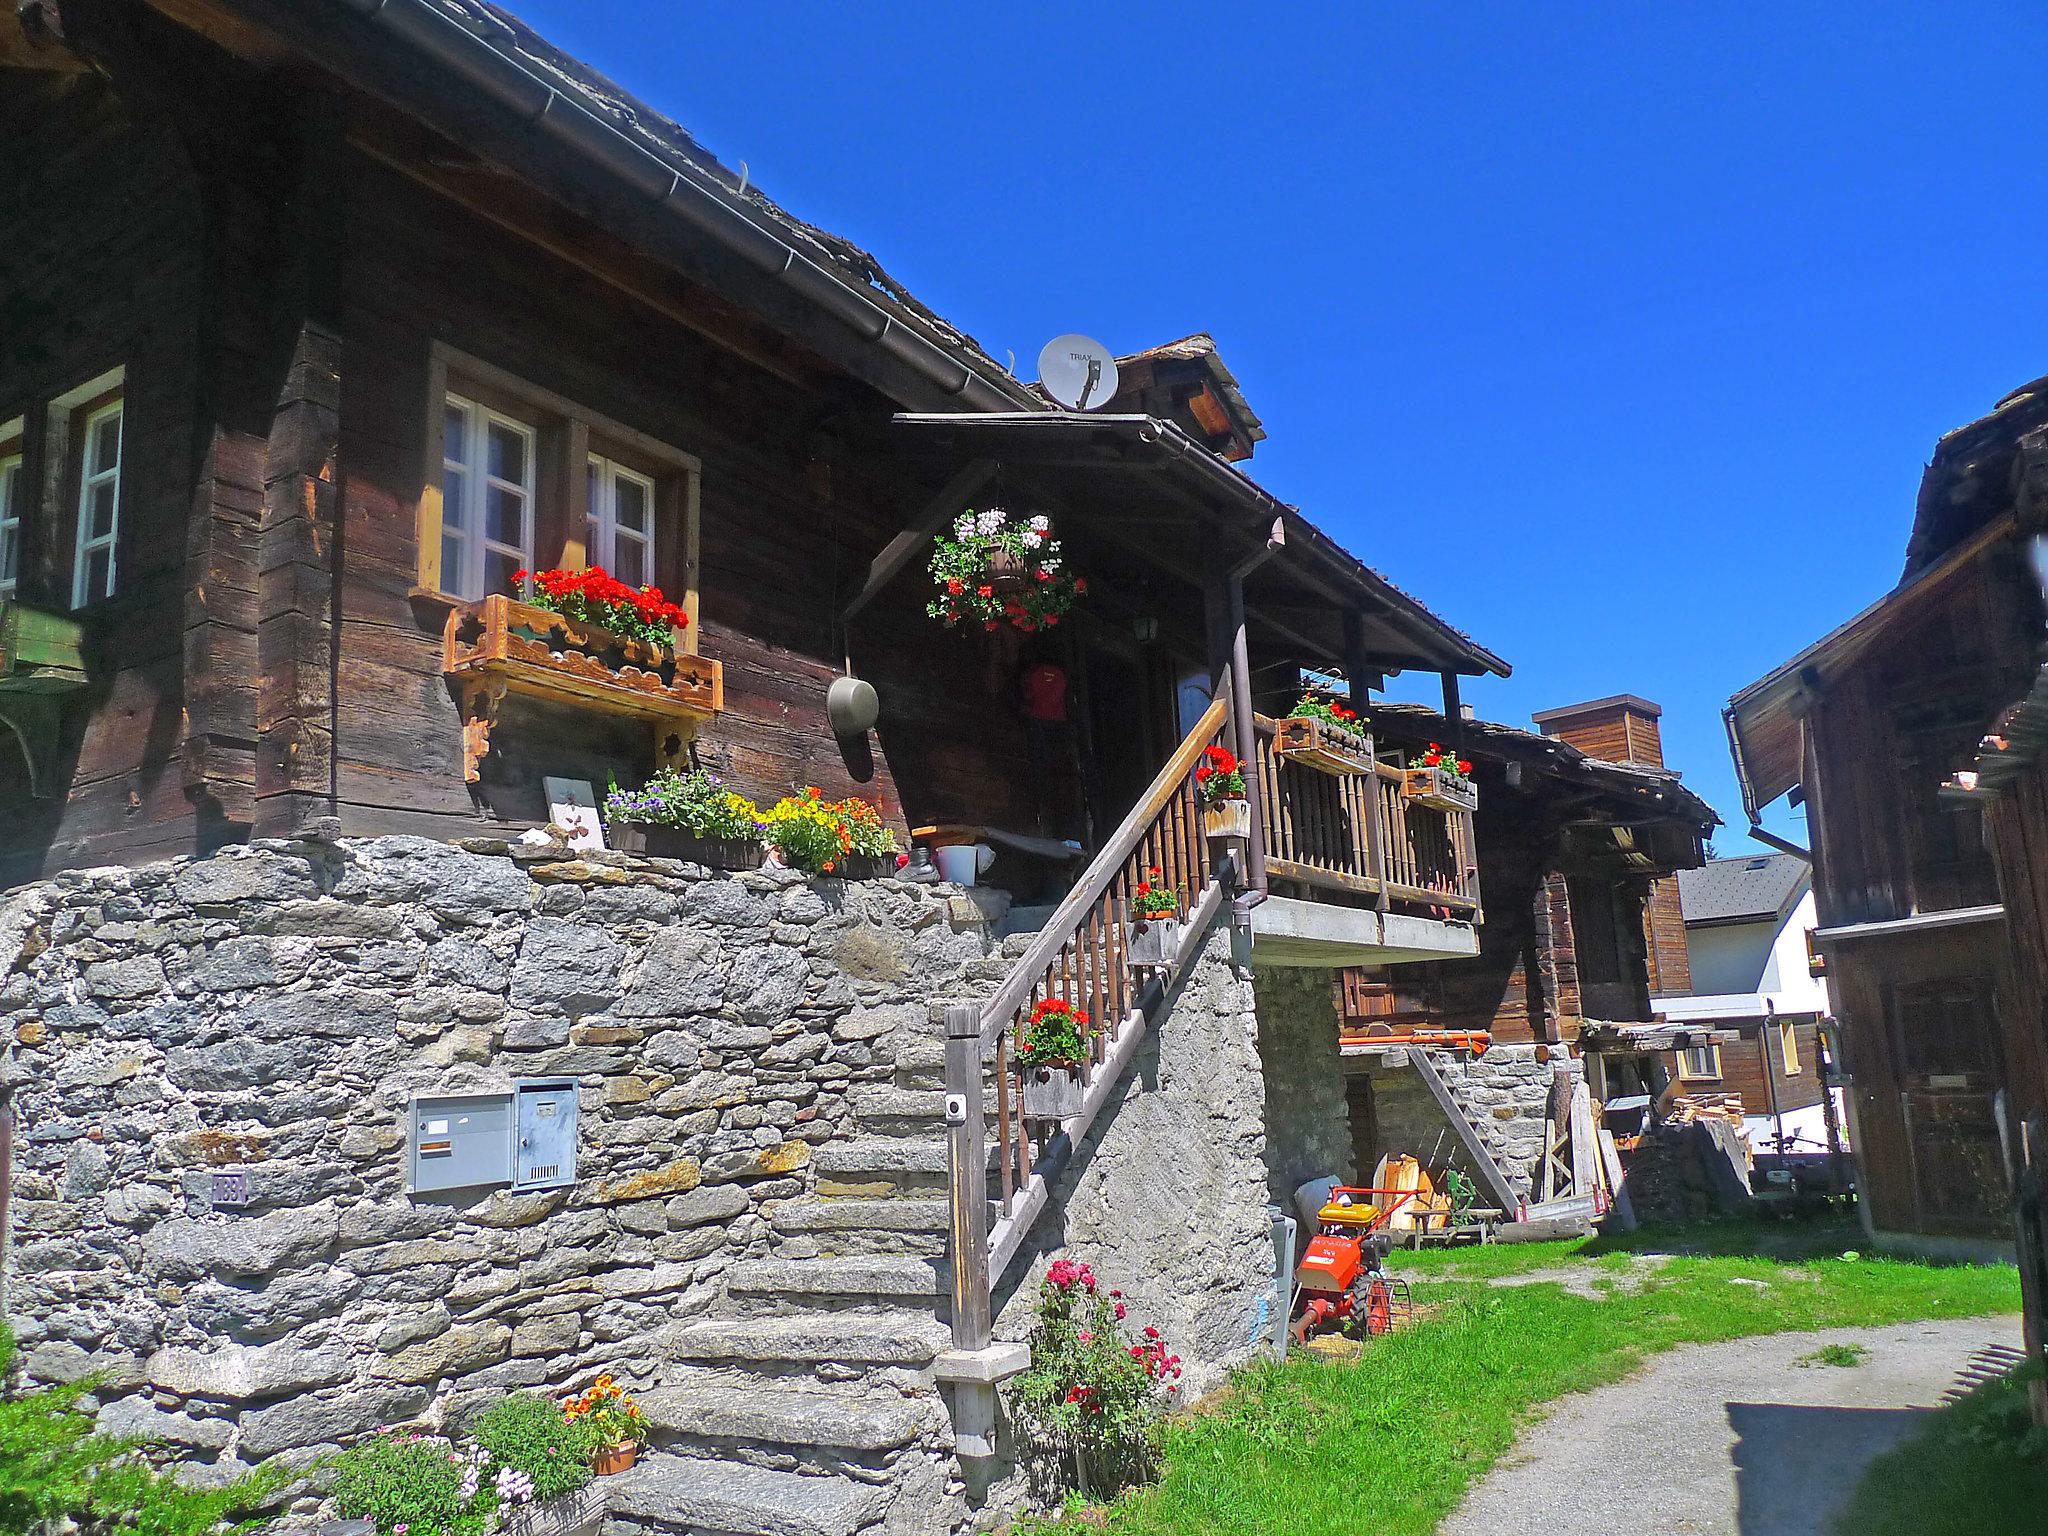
[409, 1091, 514, 1194]
[514, 1078, 578, 1190]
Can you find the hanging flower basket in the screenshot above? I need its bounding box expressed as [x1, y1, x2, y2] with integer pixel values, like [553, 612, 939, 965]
[1021, 1065, 1086, 1119]
[1015, 999, 1090, 1118]
[927, 507, 1087, 634]
[1126, 871, 1182, 973]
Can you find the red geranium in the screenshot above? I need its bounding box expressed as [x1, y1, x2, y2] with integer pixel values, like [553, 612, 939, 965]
[513, 566, 688, 649]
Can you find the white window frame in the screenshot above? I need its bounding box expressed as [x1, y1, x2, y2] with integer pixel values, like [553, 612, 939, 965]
[441, 391, 536, 601]
[586, 452, 657, 585]
[71, 397, 123, 609]
[0, 417, 23, 600]
[1778, 1018, 1802, 1075]
[1679, 1043, 1722, 1081]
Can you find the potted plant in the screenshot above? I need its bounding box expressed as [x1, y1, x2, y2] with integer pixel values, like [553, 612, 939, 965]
[1124, 868, 1181, 973]
[564, 1375, 647, 1477]
[1194, 744, 1250, 838]
[926, 508, 1087, 635]
[604, 768, 766, 868]
[1016, 997, 1090, 1119]
[1274, 688, 1373, 776]
[1403, 744, 1478, 813]
[515, 565, 689, 651]
[763, 788, 900, 879]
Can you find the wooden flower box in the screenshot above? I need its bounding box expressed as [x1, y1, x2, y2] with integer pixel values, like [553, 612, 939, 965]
[1403, 765, 1478, 814]
[1019, 1064, 1085, 1119]
[609, 825, 763, 870]
[0, 601, 89, 798]
[1202, 797, 1252, 839]
[1125, 916, 1181, 972]
[442, 595, 722, 784]
[1273, 716, 1373, 776]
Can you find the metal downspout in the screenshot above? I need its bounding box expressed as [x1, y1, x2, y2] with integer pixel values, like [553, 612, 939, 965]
[1229, 527, 1284, 917]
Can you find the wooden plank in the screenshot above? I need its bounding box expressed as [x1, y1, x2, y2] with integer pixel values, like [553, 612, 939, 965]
[1598, 1127, 1637, 1233]
[1569, 1081, 1598, 1206]
[1406, 1047, 1521, 1213]
[839, 459, 996, 625]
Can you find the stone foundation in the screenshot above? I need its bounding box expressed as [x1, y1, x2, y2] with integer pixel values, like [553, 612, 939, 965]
[0, 832, 1004, 1495]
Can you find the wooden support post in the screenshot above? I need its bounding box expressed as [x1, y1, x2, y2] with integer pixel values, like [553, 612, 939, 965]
[944, 1002, 993, 1353]
[1407, 1048, 1522, 1213]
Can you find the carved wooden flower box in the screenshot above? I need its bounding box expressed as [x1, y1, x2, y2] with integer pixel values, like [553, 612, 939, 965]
[0, 601, 89, 798]
[1403, 764, 1478, 814]
[441, 595, 722, 784]
[1273, 716, 1373, 776]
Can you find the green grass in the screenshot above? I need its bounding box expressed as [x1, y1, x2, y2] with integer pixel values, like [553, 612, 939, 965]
[1837, 1365, 2048, 1535]
[1030, 1220, 2019, 1536]
[1797, 1341, 1870, 1368]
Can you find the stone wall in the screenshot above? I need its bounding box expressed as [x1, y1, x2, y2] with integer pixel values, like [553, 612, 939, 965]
[0, 831, 1004, 1485]
[1346, 1043, 1582, 1205]
[1253, 966, 1354, 1212]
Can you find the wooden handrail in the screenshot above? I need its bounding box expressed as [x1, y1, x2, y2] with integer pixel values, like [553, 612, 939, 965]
[974, 682, 1231, 1042]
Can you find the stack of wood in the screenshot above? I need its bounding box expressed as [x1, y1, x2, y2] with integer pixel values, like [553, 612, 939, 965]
[1663, 1091, 1746, 1127]
[1622, 1095, 1756, 1223]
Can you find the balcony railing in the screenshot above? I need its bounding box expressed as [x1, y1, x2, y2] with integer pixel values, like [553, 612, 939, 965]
[1251, 713, 1481, 922]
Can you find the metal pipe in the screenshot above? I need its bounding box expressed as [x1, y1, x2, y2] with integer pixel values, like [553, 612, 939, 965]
[1228, 526, 1284, 904]
[321, 0, 1023, 412]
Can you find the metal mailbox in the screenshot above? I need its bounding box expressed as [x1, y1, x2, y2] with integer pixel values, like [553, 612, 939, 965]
[513, 1078, 578, 1190]
[409, 1090, 514, 1193]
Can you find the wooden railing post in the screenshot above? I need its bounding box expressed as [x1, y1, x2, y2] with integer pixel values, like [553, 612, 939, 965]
[944, 1001, 993, 1352]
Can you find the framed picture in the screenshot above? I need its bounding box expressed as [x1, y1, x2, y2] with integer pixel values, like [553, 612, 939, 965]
[542, 776, 605, 851]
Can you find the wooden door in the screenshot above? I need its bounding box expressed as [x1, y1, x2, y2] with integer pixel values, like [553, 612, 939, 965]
[1889, 974, 2010, 1229]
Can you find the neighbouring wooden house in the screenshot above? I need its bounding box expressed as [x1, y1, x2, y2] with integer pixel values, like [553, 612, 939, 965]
[1328, 698, 1716, 1212]
[1728, 372, 2048, 1421]
[0, 2, 1540, 1529]
[1654, 853, 1837, 1157]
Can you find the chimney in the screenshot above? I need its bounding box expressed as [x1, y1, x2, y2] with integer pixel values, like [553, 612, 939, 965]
[1531, 694, 1692, 998]
[1529, 694, 1664, 769]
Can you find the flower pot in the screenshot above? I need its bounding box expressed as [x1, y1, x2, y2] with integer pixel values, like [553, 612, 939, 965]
[592, 1443, 638, 1477]
[1125, 916, 1182, 972]
[985, 549, 1030, 593]
[1402, 766, 1478, 814]
[834, 854, 893, 881]
[610, 825, 764, 869]
[1019, 1064, 1085, 1119]
[1202, 797, 1251, 839]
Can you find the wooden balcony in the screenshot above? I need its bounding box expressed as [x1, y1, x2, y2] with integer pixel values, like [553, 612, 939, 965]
[1250, 712, 1481, 942]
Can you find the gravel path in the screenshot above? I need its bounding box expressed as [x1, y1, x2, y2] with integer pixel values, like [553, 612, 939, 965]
[1441, 1315, 2019, 1536]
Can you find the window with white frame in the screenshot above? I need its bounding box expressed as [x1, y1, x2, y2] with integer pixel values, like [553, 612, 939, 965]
[0, 419, 22, 599]
[441, 392, 536, 600]
[1778, 1017, 1802, 1075]
[71, 397, 123, 608]
[586, 452, 656, 587]
[1679, 1043, 1721, 1080]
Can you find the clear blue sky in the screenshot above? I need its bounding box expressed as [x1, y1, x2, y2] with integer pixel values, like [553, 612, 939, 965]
[513, 1, 2048, 852]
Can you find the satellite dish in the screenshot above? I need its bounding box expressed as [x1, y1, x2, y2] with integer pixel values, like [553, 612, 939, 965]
[1038, 334, 1119, 411]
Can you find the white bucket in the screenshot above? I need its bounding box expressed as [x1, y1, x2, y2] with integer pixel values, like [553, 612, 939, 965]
[935, 845, 979, 886]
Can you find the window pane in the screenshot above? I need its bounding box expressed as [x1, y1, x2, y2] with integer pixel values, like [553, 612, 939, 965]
[86, 547, 112, 601]
[483, 547, 522, 596]
[442, 529, 466, 594]
[486, 484, 526, 547]
[486, 419, 527, 484]
[444, 400, 469, 465]
[613, 538, 646, 587]
[614, 475, 649, 534]
[90, 410, 122, 476]
[442, 466, 470, 533]
[88, 481, 117, 540]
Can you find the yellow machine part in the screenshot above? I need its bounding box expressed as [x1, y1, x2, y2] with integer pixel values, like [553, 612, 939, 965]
[1316, 1198, 1385, 1229]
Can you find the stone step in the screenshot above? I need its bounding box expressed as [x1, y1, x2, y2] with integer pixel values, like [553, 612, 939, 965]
[726, 1256, 946, 1308]
[638, 1380, 929, 1458]
[604, 1452, 882, 1536]
[847, 1085, 946, 1126]
[664, 1312, 950, 1369]
[771, 1198, 950, 1237]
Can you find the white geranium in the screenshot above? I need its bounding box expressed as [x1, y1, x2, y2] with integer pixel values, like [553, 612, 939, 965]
[1028, 514, 1051, 533]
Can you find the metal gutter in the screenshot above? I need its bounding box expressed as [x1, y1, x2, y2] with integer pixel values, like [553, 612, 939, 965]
[326, 0, 1028, 413]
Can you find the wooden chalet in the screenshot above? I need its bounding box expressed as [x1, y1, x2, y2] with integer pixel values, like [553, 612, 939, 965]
[0, 0, 1506, 981]
[1729, 374, 2048, 1418]
[1329, 698, 1716, 1201]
